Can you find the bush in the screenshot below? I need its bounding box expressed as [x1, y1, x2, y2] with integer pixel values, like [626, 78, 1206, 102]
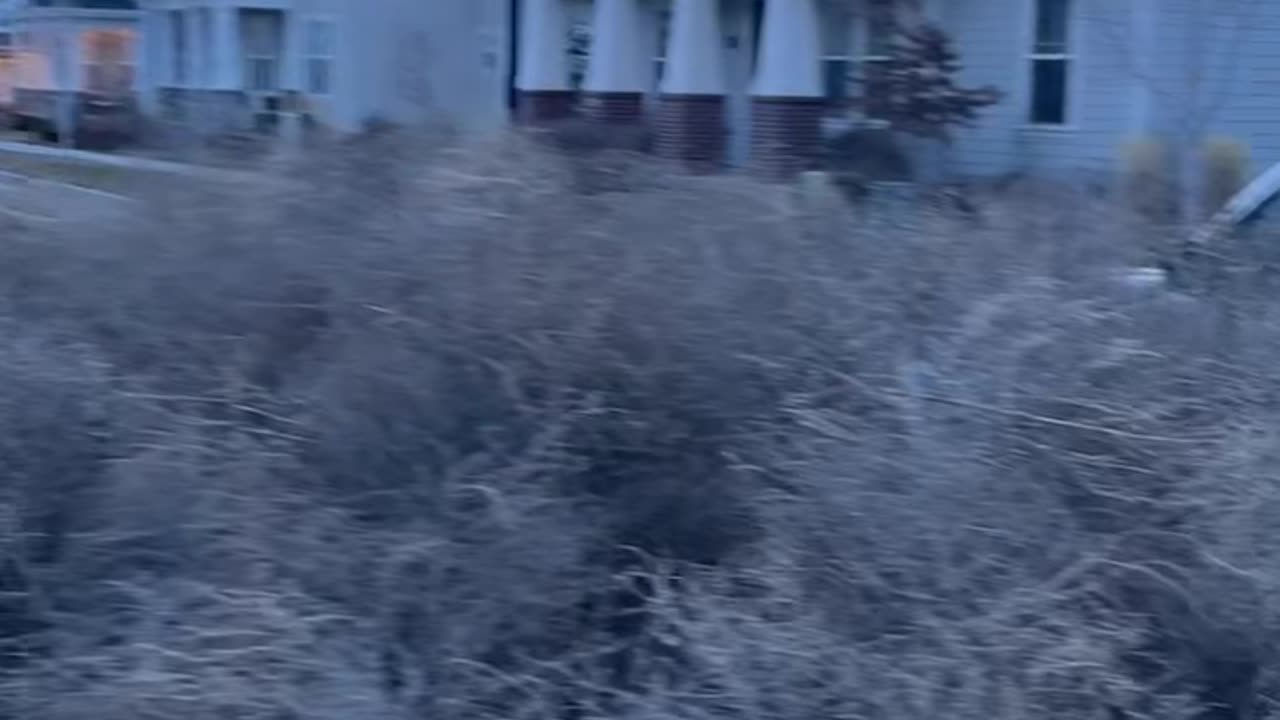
[0, 135, 1276, 720]
[1202, 137, 1249, 216]
[1119, 137, 1176, 223]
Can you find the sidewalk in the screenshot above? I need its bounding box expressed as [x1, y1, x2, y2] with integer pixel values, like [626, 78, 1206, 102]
[0, 140, 265, 184]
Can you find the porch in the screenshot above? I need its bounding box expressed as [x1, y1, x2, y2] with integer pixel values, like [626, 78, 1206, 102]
[514, 0, 932, 177]
[7, 4, 140, 148]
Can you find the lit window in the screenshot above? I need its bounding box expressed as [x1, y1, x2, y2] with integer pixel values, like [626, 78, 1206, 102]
[81, 29, 134, 94]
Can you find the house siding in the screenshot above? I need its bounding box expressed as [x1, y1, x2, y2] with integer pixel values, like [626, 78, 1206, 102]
[1173, 0, 1280, 181]
[940, 0, 1139, 183]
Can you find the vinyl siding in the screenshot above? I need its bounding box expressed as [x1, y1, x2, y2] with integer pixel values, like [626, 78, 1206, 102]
[941, 0, 1142, 182]
[1174, 0, 1280, 181]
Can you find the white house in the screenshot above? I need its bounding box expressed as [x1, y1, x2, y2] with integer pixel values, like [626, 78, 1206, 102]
[6, 0, 139, 142]
[135, 0, 511, 136]
[504, 0, 1280, 184]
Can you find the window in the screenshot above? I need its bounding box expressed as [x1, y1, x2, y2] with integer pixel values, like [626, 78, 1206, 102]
[652, 9, 669, 87]
[81, 29, 134, 94]
[198, 8, 212, 85]
[242, 10, 281, 92]
[821, 0, 896, 117]
[304, 18, 334, 94]
[821, 4, 854, 105]
[170, 9, 186, 84]
[1029, 0, 1070, 125]
[567, 21, 589, 90]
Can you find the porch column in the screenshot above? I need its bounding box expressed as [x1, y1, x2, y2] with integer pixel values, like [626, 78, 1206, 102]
[657, 0, 726, 170]
[750, 0, 824, 179]
[514, 0, 573, 124]
[210, 5, 240, 90]
[54, 27, 80, 147]
[582, 0, 646, 124]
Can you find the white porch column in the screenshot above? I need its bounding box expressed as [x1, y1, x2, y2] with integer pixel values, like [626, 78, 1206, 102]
[656, 0, 727, 169]
[752, 0, 821, 97]
[750, 0, 825, 178]
[581, 0, 645, 123]
[210, 5, 240, 90]
[660, 0, 725, 96]
[514, 0, 572, 123]
[136, 10, 157, 110]
[53, 25, 80, 146]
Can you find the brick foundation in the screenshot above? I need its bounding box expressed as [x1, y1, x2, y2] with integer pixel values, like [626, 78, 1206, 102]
[580, 91, 645, 124]
[515, 89, 577, 125]
[655, 93, 725, 172]
[750, 96, 825, 180]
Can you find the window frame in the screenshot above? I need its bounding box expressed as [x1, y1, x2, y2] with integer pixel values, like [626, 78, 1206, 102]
[169, 8, 186, 85]
[302, 15, 336, 96]
[821, 0, 896, 121]
[652, 7, 669, 90]
[1026, 0, 1074, 128]
[80, 28, 134, 95]
[241, 9, 283, 93]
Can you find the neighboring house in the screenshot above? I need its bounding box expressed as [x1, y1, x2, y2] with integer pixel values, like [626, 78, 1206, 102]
[134, 0, 510, 136]
[6, 0, 139, 140]
[0, 2, 14, 110]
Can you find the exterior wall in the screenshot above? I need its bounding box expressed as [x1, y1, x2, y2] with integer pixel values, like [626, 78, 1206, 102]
[359, 0, 509, 132]
[940, 0, 1140, 183]
[1157, 0, 1280, 182]
[138, 0, 512, 136]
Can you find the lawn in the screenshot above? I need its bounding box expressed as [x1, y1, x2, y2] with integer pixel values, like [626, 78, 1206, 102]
[0, 151, 170, 197]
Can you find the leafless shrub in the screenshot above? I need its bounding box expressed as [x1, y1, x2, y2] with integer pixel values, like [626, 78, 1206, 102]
[0, 135, 1276, 720]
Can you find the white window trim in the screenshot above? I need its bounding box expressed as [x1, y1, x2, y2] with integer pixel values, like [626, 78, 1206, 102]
[81, 29, 134, 95]
[242, 10, 285, 93]
[1023, 0, 1077, 130]
[169, 9, 187, 87]
[822, 0, 895, 127]
[302, 14, 336, 96]
[651, 7, 669, 94]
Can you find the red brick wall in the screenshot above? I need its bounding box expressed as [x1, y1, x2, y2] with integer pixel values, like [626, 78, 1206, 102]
[750, 97, 825, 180]
[515, 90, 577, 125]
[655, 94, 724, 172]
[580, 91, 645, 124]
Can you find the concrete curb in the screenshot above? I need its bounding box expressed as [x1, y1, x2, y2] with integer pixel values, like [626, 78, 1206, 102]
[0, 140, 263, 184]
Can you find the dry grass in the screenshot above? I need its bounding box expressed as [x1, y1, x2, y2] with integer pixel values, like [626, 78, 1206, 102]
[0, 132, 1276, 720]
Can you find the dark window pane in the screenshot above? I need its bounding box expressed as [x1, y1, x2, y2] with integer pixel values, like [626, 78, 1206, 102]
[1034, 0, 1069, 53]
[656, 10, 670, 56]
[823, 58, 850, 103]
[1030, 58, 1067, 124]
[862, 60, 891, 118]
